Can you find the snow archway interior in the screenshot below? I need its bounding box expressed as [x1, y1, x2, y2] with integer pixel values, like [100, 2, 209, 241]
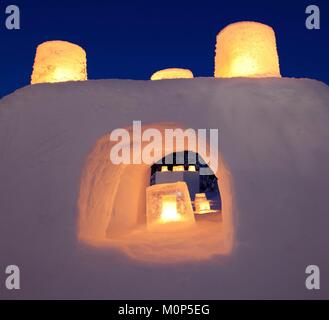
[150, 150, 222, 213]
[78, 123, 234, 263]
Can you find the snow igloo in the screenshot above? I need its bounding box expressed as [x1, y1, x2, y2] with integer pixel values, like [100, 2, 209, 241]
[1, 76, 329, 299]
[1, 21, 329, 299]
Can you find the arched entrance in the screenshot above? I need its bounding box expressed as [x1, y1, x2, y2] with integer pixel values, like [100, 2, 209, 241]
[78, 123, 235, 263]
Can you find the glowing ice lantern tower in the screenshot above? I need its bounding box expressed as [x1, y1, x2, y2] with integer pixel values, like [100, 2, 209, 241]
[151, 68, 194, 80]
[215, 21, 281, 78]
[31, 41, 87, 84]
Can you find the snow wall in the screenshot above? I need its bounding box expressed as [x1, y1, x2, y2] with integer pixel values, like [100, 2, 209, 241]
[0, 77, 328, 299]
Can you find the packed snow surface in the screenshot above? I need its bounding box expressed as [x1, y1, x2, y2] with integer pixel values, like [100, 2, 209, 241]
[0, 77, 328, 299]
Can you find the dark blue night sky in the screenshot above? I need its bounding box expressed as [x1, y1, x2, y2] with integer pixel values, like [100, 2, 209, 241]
[1, 0, 328, 97]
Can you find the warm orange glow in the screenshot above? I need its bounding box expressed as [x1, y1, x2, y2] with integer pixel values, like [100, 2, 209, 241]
[146, 181, 195, 228]
[188, 165, 196, 172]
[161, 166, 169, 172]
[160, 194, 181, 223]
[197, 201, 211, 213]
[31, 41, 87, 84]
[194, 193, 211, 214]
[78, 125, 234, 263]
[214, 21, 281, 78]
[173, 165, 184, 172]
[151, 68, 194, 80]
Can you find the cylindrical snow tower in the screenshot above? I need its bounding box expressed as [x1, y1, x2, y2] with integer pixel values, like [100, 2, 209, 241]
[151, 68, 194, 80]
[31, 41, 87, 84]
[214, 21, 281, 78]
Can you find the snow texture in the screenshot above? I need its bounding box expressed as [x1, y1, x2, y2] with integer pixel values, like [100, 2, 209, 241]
[0, 77, 328, 299]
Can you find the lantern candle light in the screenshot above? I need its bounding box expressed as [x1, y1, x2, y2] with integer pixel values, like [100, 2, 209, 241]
[146, 182, 195, 228]
[194, 193, 211, 214]
[161, 166, 169, 172]
[151, 68, 194, 80]
[188, 165, 196, 172]
[214, 21, 281, 78]
[160, 194, 181, 223]
[173, 165, 184, 172]
[31, 40, 88, 84]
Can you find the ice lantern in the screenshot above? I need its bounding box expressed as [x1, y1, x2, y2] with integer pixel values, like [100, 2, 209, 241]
[194, 193, 211, 214]
[214, 21, 281, 78]
[146, 182, 195, 228]
[31, 41, 87, 84]
[188, 165, 196, 172]
[173, 165, 184, 172]
[151, 68, 194, 80]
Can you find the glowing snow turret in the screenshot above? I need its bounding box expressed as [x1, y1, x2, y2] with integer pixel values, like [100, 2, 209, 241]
[151, 68, 194, 80]
[31, 41, 87, 84]
[215, 21, 281, 78]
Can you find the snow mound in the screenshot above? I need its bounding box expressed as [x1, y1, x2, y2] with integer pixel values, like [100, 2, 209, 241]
[0, 77, 329, 299]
